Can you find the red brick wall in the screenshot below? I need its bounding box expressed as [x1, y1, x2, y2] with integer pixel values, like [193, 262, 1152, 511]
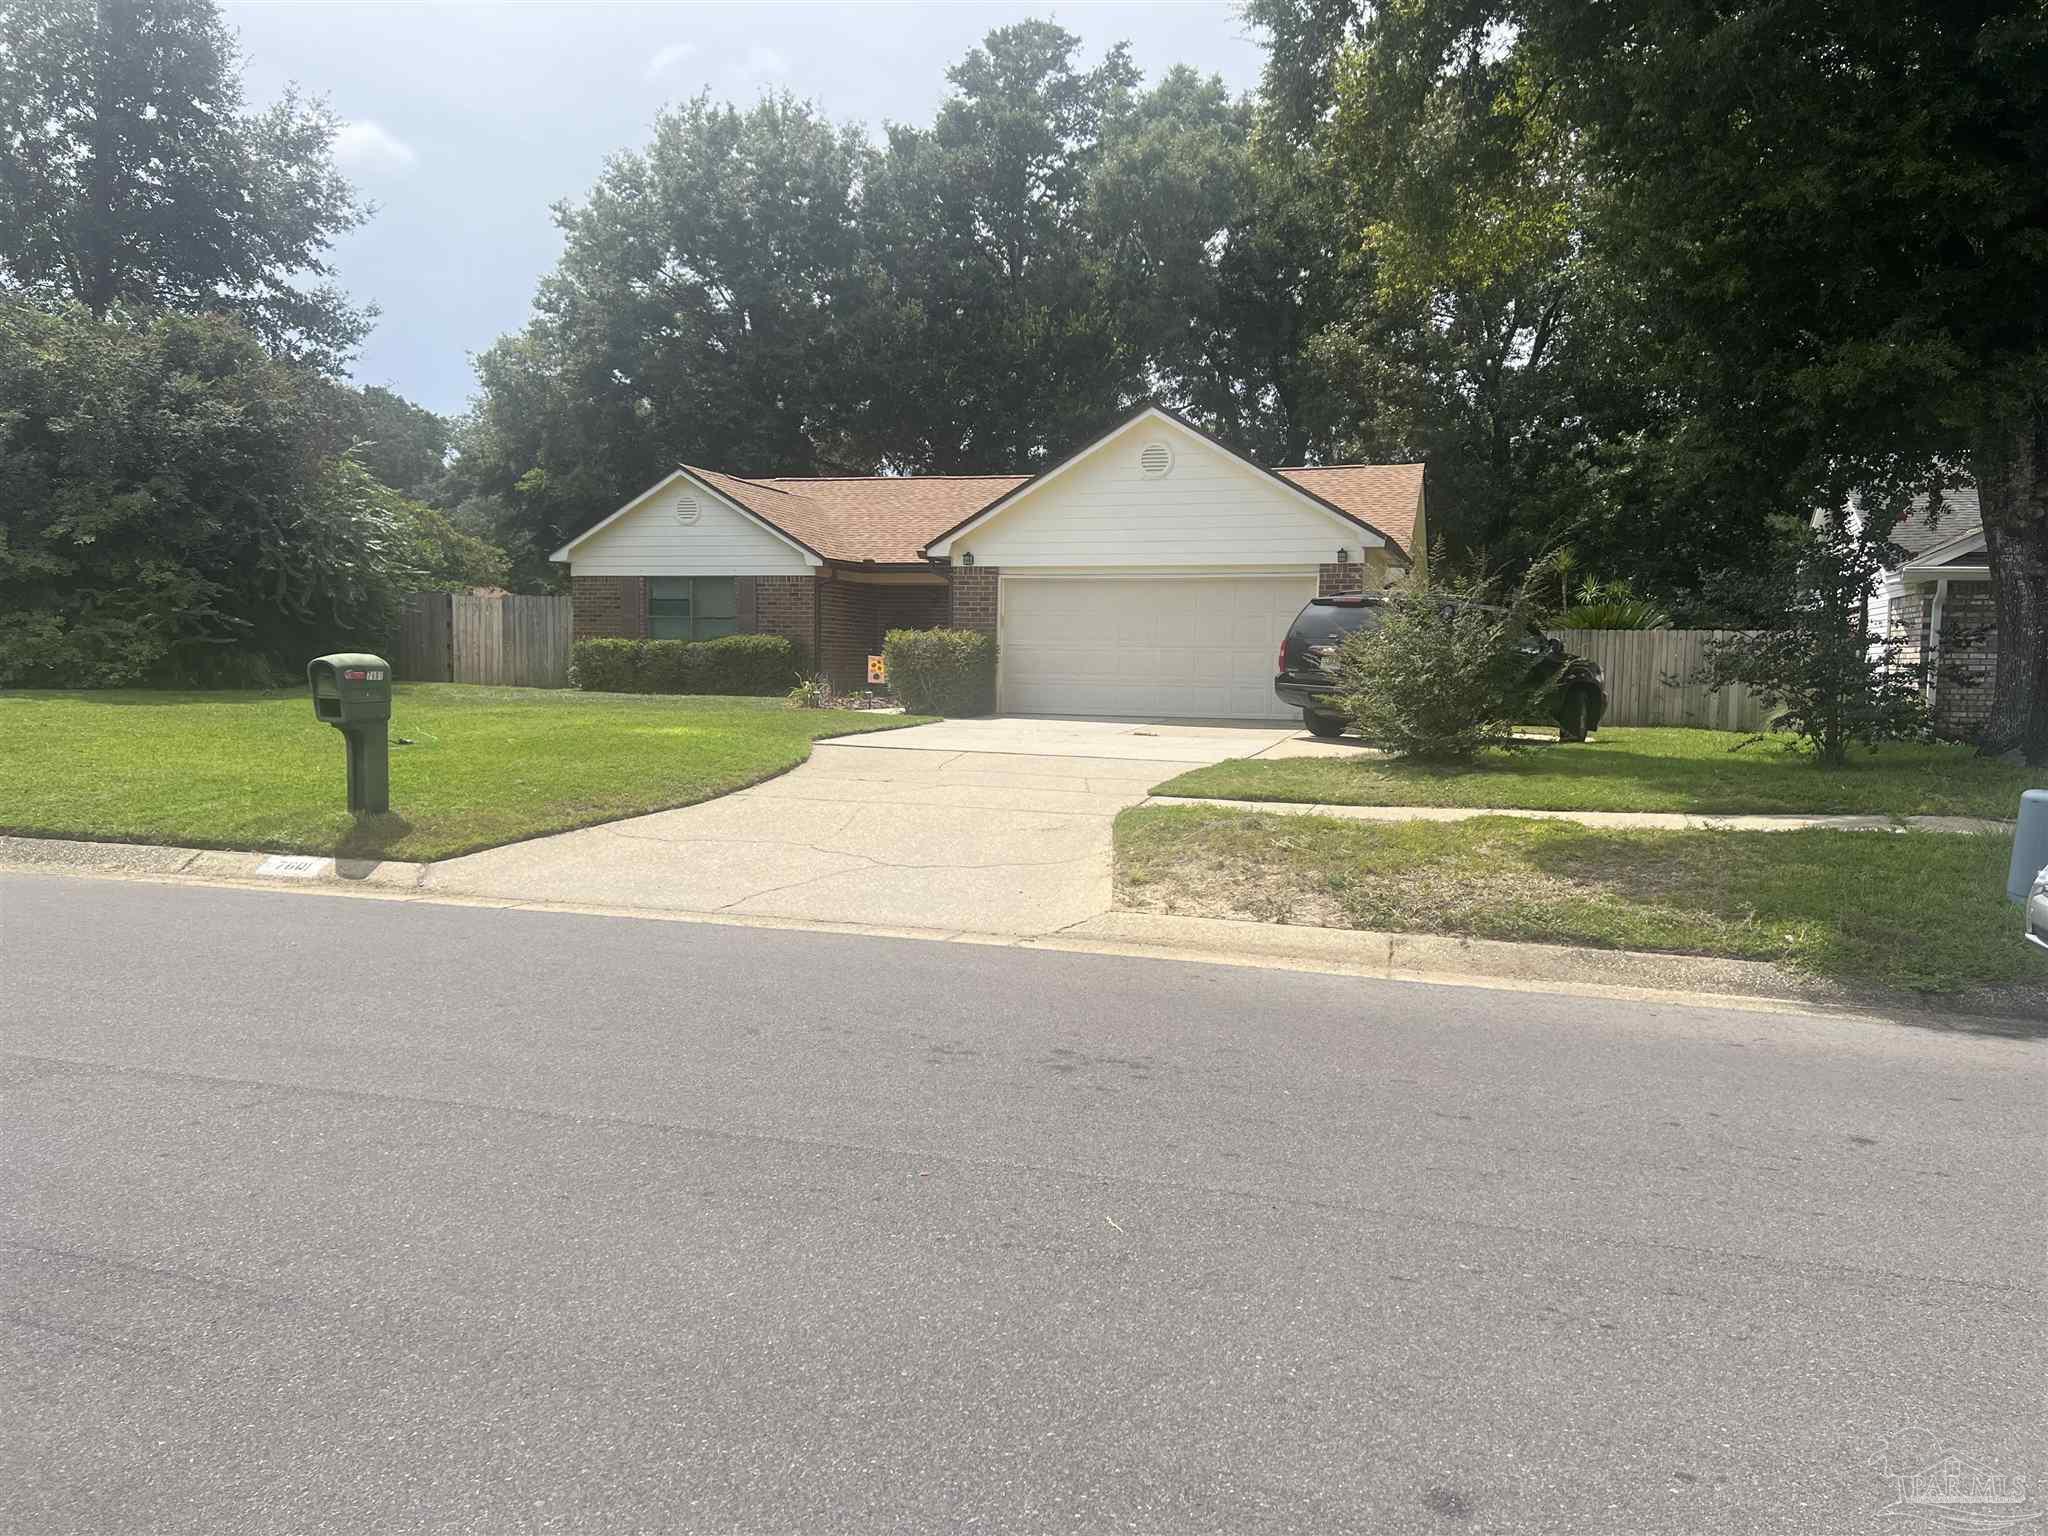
[950, 565, 999, 633]
[819, 576, 893, 693]
[1933, 582, 1997, 739]
[875, 584, 949, 640]
[750, 575, 817, 669]
[572, 576, 646, 639]
[1319, 553, 1398, 596]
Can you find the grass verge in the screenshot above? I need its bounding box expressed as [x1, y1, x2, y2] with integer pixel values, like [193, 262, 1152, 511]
[1152, 727, 2035, 820]
[0, 686, 930, 862]
[1114, 804, 2043, 995]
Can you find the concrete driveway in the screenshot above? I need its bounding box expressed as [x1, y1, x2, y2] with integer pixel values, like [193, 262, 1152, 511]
[426, 716, 1299, 934]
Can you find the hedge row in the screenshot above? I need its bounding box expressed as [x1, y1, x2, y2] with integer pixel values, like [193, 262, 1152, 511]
[883, 628, 997, 716]
[569, 635, 803, 695]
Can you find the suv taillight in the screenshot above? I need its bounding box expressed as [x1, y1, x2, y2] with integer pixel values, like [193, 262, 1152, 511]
[1277, 639, 1289, 674]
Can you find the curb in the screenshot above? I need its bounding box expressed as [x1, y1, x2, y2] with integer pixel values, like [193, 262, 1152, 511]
[4, 834, 2038, 1030]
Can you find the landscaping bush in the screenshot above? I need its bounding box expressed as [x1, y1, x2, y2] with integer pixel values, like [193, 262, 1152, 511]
[883, 628, 997, 716]
[1331, 553, 1559, 760]
[1694, 517, 1927, 764]
[569, 634, 802, 695]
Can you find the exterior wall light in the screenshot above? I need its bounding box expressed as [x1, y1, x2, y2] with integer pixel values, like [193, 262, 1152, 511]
[960, 551, 975, 567]
[1335, 547, 1350, 565]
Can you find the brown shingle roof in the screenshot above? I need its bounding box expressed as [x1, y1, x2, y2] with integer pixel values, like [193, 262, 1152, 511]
[676, 460, 1425, 565]
[1276, 465, 1425, 562]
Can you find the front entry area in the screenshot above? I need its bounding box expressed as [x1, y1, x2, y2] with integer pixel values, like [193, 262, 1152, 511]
[997, 573, 1313, 721]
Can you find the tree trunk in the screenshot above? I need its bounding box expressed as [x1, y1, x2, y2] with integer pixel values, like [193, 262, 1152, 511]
[1975, 402, 2048, 765]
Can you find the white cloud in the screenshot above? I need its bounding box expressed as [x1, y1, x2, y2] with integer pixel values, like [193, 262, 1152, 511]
[644, 41, 699, 81]
[332, 120, 417, 176]
[740, 43, 788, 79]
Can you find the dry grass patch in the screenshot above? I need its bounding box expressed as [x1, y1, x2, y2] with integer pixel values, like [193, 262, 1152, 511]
[1114, 804, 2042, 996]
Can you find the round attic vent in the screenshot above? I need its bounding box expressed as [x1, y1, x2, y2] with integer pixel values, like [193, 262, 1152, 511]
[1139, 441, 1173, 478]
[673, 492, 702, 525]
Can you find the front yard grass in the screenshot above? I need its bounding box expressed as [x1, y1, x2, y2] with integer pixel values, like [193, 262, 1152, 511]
[1115, 804, 2042, 995]
[0, 686, 930, 862]
[1152, 726, 2035, 821]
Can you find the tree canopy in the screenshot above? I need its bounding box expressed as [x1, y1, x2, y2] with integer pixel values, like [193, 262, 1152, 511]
[0, 0, 372, 370]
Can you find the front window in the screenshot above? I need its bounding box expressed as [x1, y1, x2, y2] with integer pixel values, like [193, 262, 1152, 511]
[649, 577, 738, 641]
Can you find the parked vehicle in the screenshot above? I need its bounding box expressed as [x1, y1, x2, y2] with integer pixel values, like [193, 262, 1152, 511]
[1275, 594, 1386, 737]
[1538, 637, 1608, 743]
[1273, 594, 1608, 741]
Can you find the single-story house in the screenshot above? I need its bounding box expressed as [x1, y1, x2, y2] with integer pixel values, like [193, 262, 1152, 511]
[552, 404, 1426, 721]
[1863, 489, 1996, 737]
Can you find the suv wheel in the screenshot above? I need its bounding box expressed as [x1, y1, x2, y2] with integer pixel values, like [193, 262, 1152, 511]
[1303, 709, 1349, 739]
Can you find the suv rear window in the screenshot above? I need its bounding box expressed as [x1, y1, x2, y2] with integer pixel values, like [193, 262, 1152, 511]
[1289, 597, 1385, 645]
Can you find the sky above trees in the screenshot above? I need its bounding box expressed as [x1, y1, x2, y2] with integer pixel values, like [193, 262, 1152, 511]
[223, 1, 1267, 414]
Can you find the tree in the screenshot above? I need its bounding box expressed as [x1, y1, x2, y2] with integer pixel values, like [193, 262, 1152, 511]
[0, 0, 371, 370]
[1695, 517, 1929, 765]
[854, 21, 1144, 471]
[1504, 0, 2048, 760]
[0, 301, 430, 684]
[458, 91, 872, 555]
[330, 385, 450, 499]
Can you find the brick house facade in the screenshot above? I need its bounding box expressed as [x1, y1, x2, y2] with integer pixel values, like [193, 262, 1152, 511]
[1889, 579, 1998, 739]
[551, 405, 1427, 716]
[574, 570, 951, 692]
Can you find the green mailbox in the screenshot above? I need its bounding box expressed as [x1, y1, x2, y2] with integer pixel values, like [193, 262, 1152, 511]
[308, 652, 392, 814]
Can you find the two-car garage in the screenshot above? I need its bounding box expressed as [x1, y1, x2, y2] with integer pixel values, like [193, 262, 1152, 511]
[996, 574, 1314, 722]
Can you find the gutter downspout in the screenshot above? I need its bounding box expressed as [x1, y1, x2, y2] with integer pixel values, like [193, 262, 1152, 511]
[1925, 576, 1950, 716]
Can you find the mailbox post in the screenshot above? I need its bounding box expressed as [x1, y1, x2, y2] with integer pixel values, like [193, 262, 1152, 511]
[308, 653, 393, 815]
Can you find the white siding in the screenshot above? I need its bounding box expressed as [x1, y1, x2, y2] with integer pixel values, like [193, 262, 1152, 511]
[952, 417, 1374, 569]
[568, 482, 814, 577]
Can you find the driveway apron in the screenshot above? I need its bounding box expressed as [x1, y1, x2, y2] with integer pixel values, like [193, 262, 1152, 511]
[424, 718, 1297, 935]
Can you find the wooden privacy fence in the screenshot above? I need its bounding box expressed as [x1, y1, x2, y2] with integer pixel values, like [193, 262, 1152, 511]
[1546, 628, 1771, 732]
[398, 592, 575, 688]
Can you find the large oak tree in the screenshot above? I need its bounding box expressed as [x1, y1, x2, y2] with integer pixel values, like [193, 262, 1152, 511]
[0, 0, 370, 370]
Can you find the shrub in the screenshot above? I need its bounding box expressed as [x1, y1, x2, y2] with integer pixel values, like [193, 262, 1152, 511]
[883, 628, 997, 716]
[1331, 553, 1558, 761]
[568, 634, 801, 695]
[1694, 518, 1928, 764]
[0, 303, 431, 686]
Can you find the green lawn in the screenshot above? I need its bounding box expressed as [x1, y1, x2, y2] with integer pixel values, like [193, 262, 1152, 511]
[1115, 804, 2043, 996]
[1153, 727, 2037, 820]
[0, 686, 930, 862]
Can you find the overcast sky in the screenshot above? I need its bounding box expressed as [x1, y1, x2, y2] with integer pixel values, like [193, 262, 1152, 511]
[222, 2, 1270, 417]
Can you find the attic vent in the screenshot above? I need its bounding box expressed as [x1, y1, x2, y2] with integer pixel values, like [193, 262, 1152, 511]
[1139, 441, 1173, 478]
[673, 492, 702, 526]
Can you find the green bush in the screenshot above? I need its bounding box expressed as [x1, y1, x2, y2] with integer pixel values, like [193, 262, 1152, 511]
[1332, 554, 1558, 761]
[883, 628, 997, 716]
[568, 634, 802, 695]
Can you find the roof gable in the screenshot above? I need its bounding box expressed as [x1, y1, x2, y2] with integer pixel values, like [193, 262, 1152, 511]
[554, 405, 1422, 569]
[549, 469, 823, 569]
[922, 405, 1410, 559]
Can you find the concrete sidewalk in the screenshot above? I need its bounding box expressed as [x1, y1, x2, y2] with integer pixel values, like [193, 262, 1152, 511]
[1140, 794, 2014, 835]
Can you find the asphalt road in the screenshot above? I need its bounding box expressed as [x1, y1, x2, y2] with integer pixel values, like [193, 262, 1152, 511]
[3, 872, 2043, 1535]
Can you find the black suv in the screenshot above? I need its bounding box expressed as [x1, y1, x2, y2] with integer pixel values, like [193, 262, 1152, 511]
[1274, 593, 1609, 741]
[1275, 593, 1388, 737]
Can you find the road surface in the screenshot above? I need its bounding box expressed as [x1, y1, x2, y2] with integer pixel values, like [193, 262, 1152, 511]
[3, 872, 2042, 1534]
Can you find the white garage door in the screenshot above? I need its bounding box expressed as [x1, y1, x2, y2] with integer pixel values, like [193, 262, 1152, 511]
[999, 574, 1314, 721]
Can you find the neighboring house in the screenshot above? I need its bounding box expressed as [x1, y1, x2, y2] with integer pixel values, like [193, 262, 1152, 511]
[552, 404, 1426, 721]
[1863, 489, 1996, 738]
